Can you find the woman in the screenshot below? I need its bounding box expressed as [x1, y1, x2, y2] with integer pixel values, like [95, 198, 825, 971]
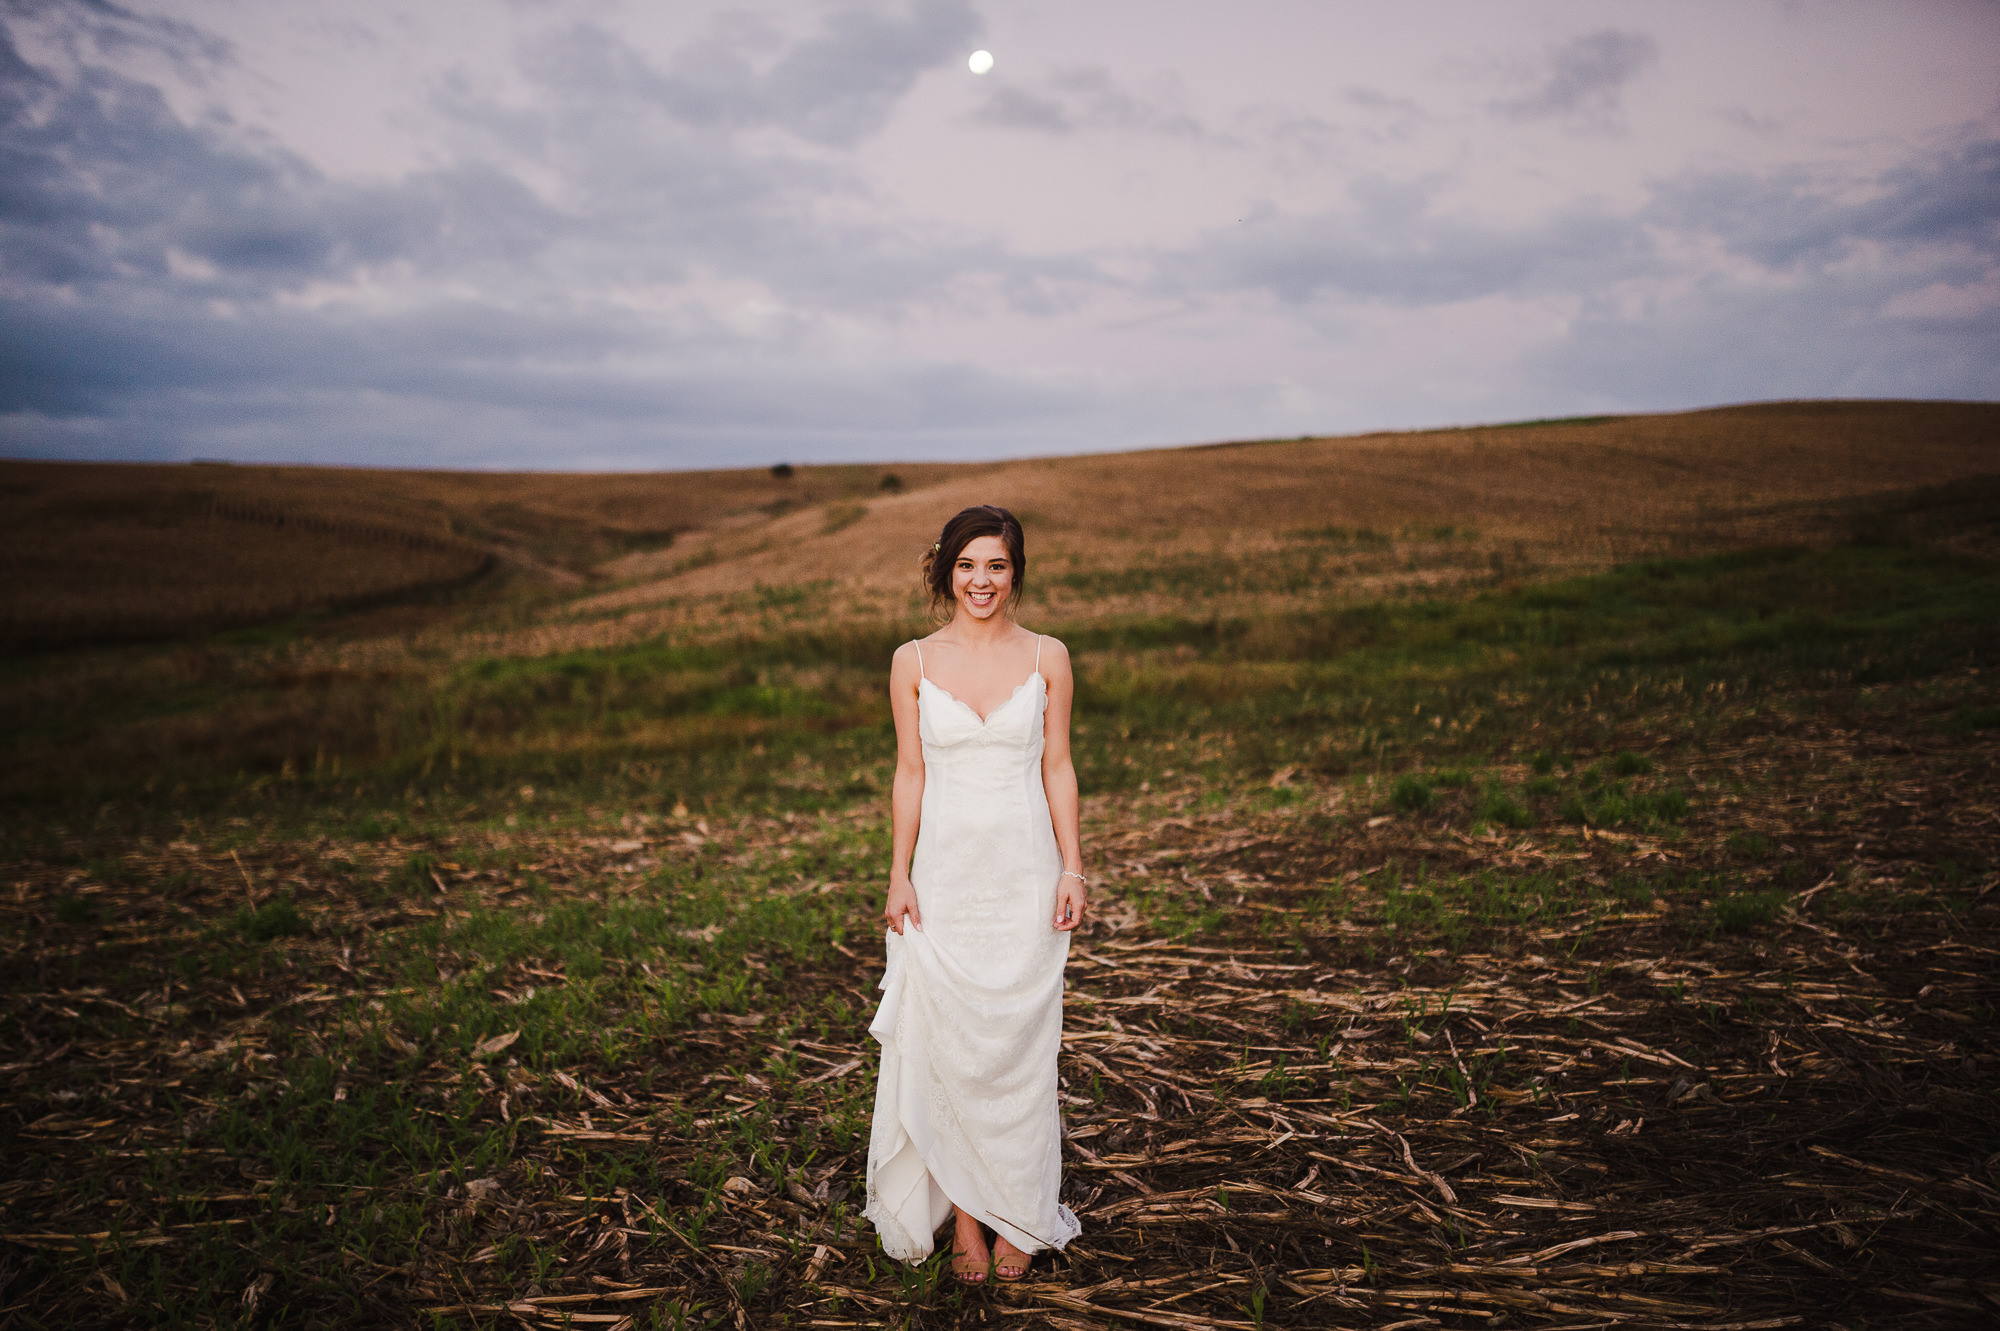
[864, 504, 1088, 1284]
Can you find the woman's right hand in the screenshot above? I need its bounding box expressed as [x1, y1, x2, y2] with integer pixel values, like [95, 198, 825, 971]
[883, 878, 923, 935]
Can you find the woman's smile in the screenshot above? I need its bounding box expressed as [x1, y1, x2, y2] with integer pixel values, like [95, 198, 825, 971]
[951, 534, 1014, 617]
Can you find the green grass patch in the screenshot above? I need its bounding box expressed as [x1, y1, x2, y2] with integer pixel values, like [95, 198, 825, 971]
[1366, 862, 1656, 950]
[1475, 790, 1535, 830]
[1727, 832, 1774, 858]
[1561, 785, 1689, 831]
[54, 893, 98, 926]
[1942, 704, 2000, 735]
[1610, 750, 1653, 776]
[1712, 888, 1788, 934]
[234, 896, 307, 940]
[1390, 775, 1434, 813]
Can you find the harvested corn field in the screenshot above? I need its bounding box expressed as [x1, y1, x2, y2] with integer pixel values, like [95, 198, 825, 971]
[6, 567, 1998, 1327]
[2, 406, 1997, 1328]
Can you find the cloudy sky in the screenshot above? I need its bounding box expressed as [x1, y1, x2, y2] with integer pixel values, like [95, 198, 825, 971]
[2, 0, 1996, 469]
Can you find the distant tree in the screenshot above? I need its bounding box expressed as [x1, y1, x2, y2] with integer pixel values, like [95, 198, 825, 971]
[771, 463, 794, 479]
[878, 473, 904, 493]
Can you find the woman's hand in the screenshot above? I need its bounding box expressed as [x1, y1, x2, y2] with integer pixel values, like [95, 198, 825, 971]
[1053, 871, 1087, 932]
[884, 878, 922, 935]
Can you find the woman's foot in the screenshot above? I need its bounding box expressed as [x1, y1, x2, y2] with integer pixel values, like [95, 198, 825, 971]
[992, 1237, 1031, 1282]
[950, 1243, 990, 1283]
[949, 1208, 990, 1283]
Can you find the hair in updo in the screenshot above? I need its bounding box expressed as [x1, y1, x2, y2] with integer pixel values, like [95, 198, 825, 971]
[920, 505, 1026, 621]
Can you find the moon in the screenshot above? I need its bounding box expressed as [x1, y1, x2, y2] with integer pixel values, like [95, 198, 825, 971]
[967, 49, 994, 74]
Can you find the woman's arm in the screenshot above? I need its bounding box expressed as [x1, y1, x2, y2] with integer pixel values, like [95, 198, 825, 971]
[1039, 637, 1087, 931]
[884, 641, 926, 935]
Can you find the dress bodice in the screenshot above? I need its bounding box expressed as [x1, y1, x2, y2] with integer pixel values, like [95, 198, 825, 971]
[916, 672, 1047, 754]
[913, 670, 1051, 856]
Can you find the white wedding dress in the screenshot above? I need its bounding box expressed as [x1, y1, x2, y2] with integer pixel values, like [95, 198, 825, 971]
[864, 637, 1081, 1263]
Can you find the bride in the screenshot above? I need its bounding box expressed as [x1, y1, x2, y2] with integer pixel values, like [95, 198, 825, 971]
[863, 504, 1088, 1284]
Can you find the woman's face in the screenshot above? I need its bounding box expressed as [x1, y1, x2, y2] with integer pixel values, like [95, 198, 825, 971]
[951, 534, 1014, 622]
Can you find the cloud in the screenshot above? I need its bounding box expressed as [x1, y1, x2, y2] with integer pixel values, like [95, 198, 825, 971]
[1535, 269, 2000, 409]
[1535, 135, 2000, 402]
[11, 0, 231, 74]
[965, 83, 1073, 134]
[1145, 128, 1999, 413]
[0, 4, 1991, 469]
[0, 3, 1106, 466]
[757, 0, 979, 144]
[1495, 30, 1657, 125]
[521, 0, 979, 148]
[0, 35, 569, 295]
[0, 264, 1100, 466]
[1158, 177, 1647, 308]
[1159, 129, 1999, 314]
[1344, 87, 1421, 118]
[435, 17, 1077, 313]
[1647, 138, 2000, 271]
[967, 66, 1203, 138]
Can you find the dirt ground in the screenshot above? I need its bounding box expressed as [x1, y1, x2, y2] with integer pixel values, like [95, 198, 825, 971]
[6, 669, 1995, 1329]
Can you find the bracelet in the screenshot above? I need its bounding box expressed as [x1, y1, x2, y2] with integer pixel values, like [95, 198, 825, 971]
[1062, 870, 1088, 883]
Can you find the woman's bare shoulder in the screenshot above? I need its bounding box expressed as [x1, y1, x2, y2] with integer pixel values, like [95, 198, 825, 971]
[1034, 633, 1073, 671]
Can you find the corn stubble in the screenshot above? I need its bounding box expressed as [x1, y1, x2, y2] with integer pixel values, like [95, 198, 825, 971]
[7, 714, 1995, 1329]
[2, 400, 1998, 1328]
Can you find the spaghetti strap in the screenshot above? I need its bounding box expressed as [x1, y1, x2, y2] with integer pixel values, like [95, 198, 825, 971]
[912, 639, 926, 680]
[1034, 634, 1044, 671]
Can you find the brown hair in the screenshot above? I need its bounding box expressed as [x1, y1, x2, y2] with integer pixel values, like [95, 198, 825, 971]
[919, 505, 1026, 620]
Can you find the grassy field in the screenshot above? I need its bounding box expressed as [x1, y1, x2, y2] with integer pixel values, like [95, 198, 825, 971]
[3, 401, 1998, 1329]
[7, 400, 1996, 654]
[0, 456, 955, 648]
